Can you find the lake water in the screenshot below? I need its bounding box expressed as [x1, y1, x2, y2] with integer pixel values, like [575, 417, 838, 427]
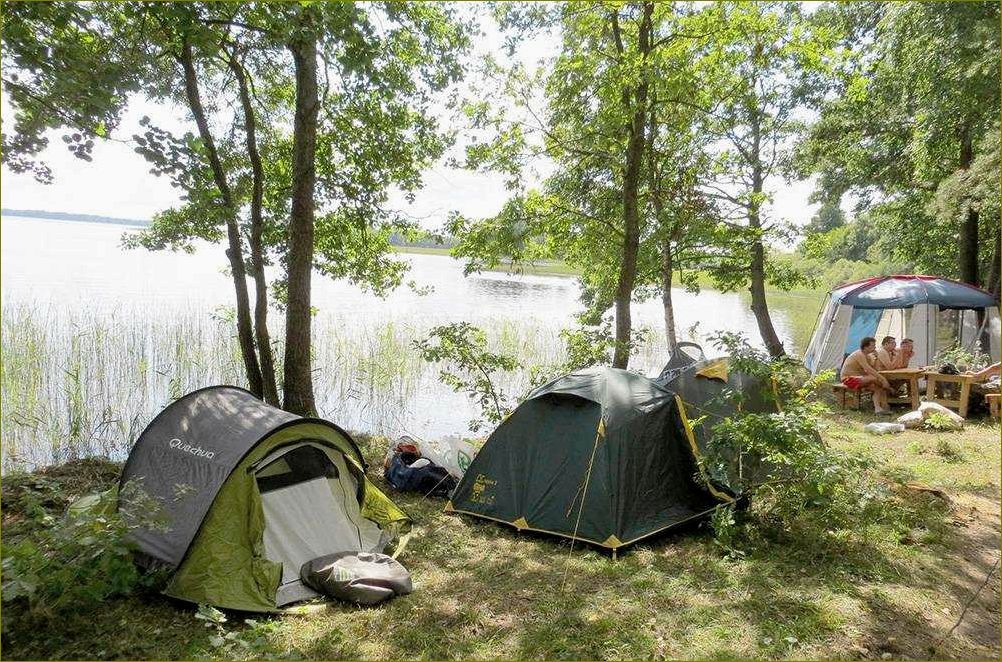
[0, 216, 823, 469]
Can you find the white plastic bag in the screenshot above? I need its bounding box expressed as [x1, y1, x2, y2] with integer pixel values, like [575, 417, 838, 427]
[863, 422, 905, 435]
[896, 410, 924, 429]
[420, 435, 478, 479]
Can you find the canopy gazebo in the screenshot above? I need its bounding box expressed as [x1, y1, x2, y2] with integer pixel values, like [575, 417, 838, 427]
[803, 275, 1000, 375]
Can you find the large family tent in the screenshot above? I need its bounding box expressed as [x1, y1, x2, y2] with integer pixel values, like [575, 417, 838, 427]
[803, 275, 1000, 374]
[447, 366, 732, 553]
[118, 386, 410, 612]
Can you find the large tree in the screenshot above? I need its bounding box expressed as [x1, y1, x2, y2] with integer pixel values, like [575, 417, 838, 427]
[2, 1, 470, 414]
[455, 2, 717, 368]
[797, 1, 1000, 289]
[697, 1, 821, 358]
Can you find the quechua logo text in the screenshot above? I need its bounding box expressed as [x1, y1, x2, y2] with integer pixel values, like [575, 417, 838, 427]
[169, 438, 216, 460]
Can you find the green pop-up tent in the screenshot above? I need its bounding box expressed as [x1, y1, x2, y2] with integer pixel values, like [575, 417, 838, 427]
[118, 386, 410, 612]
[447, 366, 735, 552]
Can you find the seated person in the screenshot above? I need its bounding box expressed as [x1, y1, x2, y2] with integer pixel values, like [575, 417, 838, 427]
[874, 336, 898, 370]
[969, 362, 1001, 383]
[841, 336, 892, 414]
[895, 338, 915, 368]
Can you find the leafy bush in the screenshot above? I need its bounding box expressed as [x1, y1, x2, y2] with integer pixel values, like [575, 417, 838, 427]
[924, 411, 960, 432]
[702, 332, 920, 554]
[1, 482, 167, 632]
[194, 605, 293, 659]
[933, 437, 964, 462]
[934, 343, 991, 371]
[413, 322, 519, 432]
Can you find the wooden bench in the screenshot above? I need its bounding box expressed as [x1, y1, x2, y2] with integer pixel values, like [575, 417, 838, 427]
[986, 393, 1000, 420]
[832, 383, 873, 410]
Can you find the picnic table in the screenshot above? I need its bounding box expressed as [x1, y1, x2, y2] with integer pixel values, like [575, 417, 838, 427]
[878, 367, 924, 410]
[923, 370, 977, 418]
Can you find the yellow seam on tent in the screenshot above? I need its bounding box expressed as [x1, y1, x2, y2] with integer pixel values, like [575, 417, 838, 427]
[674, 395, 735, 504]
[511, 516, 529, 529]
[446, 506, 610, 548]
[448, 504, 726, 550]
[443, 500, 455, 513]
[390, 531, 412, 559]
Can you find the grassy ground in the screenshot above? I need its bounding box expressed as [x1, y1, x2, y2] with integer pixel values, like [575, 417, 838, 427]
[2, 413, 998, 660]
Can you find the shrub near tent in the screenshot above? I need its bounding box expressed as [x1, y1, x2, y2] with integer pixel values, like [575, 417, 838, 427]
[118, 386, 410, 612]
[655, 344, 783, 491]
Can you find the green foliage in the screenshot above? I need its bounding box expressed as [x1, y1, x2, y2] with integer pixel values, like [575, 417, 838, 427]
[701, 332, 909, 552]
[707, 330, 829, 411]
[194, 605, 293, 660]
[1, 483, 167, 632]
[560, 325, 615, 370]
[933, 343, 992, 372]
[413, 323, 519, 432]
[924, 413, 959, 435]
[797, 1, 1000, 282]
[804, 199, 846, 235]
[931, 437, 963, 463]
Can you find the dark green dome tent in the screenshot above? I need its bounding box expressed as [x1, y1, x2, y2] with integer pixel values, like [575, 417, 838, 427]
[447, 366, 734, 553]
[119, 386, 409, 612]
[655, 346, 780, 494]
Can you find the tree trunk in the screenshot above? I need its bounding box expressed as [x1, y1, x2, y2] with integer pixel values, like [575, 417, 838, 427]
[283, 28, 319, 416]
[610, 3, 652, 369]
[987, 227, 1001, 298]
[179, 41, 264, 397]
[746, 65, 785, 358]
[228, 49, 280, 407]
[959, 129, 980, 287]
[661, 235, 677, 352]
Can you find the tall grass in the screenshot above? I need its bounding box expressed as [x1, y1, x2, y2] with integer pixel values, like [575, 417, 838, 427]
[0, 303, 667, 471]
[2, 294, 810, 472]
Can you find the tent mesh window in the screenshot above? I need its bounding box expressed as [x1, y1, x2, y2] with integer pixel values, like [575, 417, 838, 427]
[256, 445, 338, 493]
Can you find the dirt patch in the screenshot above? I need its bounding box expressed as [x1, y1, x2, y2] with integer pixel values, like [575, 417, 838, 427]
[2, 458, 121, 528]
[858, 491, 1001, 660]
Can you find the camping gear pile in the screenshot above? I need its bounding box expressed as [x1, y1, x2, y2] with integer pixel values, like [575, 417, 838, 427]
[803, 275, 1000, 375]
[383, 436, 457, 498]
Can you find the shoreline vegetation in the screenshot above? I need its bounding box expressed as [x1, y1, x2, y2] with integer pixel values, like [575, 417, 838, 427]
[4, 212, 887, 289]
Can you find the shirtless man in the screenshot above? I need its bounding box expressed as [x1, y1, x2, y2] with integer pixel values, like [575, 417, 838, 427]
[874, 336, 898, 370]
[842, 336, 892, 414]
[896, 338, 915, 368]
[969, 362, 1001, 382]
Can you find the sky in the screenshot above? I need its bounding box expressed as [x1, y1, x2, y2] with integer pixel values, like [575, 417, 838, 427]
[1, 8, 822, 235]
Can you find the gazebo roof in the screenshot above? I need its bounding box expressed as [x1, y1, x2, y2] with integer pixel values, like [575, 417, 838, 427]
[831, 275, 997, 310]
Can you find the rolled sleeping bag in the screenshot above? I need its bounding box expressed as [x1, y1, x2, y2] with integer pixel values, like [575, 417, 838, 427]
[300, 552, 413, 606]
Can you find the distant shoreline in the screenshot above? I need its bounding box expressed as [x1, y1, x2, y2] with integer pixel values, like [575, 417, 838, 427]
[1, 208, 150, 227]
[3, 210, 582, 279]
